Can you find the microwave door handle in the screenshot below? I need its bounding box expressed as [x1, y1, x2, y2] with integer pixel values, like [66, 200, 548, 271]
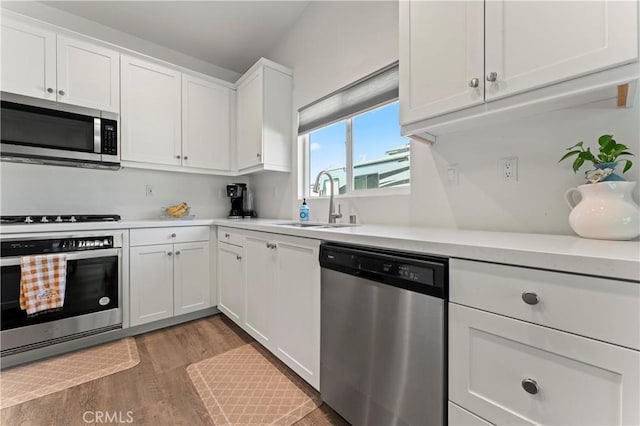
[94, 118, 101, 154]
[0, 248, 121, 267]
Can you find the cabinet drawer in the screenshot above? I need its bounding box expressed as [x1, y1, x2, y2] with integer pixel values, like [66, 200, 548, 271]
[450, 259, 640, 350]
[449, 304, 640, 426]
[130, 226, 210, 246]
[217, 227, 244, 247]
[448, 402, 492, 426]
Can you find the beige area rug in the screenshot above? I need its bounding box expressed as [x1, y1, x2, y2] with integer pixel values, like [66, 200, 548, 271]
[187, 343, 320, 425]
[0, 337, 139, 409]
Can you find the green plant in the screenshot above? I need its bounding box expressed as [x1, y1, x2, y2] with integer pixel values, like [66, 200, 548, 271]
[559, 134, 634, 173]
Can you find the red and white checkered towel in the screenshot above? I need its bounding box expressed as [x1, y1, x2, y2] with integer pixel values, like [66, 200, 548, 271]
[20, 254, 67, 315]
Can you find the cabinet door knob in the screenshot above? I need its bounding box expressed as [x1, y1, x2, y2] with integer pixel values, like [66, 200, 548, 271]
[521, 292, 539, 305]
[236, 255, 242, 261]
[225, 233, 230, 238]
[176, 155, 181, 159]
[58, 90, 65, 96]
[167, 251, 173, 256]
[486, 72, 498, 82]
[175, 251, 181, 255]
[183, 156, 188, 160]
[521, 378, 539, 395]
[256, 152, 261, 157]
[47, 87, 54, 93]
[171, 233, 177, 238]
[468, 78, 480, 88]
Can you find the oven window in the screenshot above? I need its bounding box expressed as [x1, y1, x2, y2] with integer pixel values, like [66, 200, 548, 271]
[1, 103, 95, 153]
[1, 256, 119, 330]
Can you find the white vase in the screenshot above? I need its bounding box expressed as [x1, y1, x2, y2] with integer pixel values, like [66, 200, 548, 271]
[565, 181, 640, 240]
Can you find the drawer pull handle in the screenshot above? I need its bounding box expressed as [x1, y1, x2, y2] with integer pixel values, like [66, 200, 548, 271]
[171, 233, 177, 238]
[521, 292, 539, 305]
[167, 251, 173, 256]
[521, 378, 539, 395]
[236, 255, 242, 261]
[225, 233, 230, 238]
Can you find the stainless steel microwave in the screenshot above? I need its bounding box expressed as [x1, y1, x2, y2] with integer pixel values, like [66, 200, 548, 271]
[0, 101, 120, 170]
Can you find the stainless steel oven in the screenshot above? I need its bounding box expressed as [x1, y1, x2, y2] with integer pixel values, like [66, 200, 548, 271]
[0, 231, 123, 355]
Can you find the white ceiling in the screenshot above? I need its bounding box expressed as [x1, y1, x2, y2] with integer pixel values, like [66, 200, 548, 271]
[42, 1, 311, 74]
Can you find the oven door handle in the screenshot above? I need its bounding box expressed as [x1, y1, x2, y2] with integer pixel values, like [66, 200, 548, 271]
[0, 248, 121, 266]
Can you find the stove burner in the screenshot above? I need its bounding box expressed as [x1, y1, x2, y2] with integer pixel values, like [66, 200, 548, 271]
[0, 214, 121, 224]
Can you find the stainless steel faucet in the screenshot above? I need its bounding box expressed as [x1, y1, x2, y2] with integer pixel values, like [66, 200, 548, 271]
[312, 170, 342, 223]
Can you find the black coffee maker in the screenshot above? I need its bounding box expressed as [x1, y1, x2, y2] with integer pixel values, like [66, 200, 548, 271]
[227, 183, 247, 218]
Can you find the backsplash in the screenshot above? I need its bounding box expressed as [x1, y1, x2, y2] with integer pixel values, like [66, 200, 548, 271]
[0, 163, 247, 220]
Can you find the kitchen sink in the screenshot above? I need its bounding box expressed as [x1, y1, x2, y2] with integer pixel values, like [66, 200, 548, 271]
[276, 222, 356, 228]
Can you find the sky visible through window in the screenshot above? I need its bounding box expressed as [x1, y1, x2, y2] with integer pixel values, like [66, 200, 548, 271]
[309, 121, 346, 184]
[353, 102, 406, 164]
[308, 102, 406, 182]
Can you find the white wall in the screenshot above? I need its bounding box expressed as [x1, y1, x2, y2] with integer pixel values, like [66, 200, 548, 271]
[257, 0, 640, 234]
[0, 162, 246, 220]
[0, 1, 240, 82]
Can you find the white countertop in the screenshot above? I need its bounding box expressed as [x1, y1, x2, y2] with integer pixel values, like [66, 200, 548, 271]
[2, 218, 638, 281]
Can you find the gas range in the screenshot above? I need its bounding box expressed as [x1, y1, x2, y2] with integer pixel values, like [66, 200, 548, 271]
[0, 214, 121, 225]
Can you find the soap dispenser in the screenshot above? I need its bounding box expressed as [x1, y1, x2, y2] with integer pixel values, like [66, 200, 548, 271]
[299, 198, 309, 222]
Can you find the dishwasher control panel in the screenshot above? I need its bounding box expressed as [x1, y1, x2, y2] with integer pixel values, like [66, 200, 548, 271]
[320, 243, 447, 297]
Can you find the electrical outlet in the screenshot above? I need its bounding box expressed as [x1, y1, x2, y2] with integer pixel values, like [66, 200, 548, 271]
[500, 157, 518, 181]
[447, 164, 459, 185]
[145, 185, 154, 197]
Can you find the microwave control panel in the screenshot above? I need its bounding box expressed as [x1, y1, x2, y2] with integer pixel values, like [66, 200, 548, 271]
[101, 119, 117, 155]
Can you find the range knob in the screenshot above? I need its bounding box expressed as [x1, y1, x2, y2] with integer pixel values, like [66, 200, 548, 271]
[54, 216, 63, 223]
[40, 216, 49, 223]
[69, 216, 77, 222]
[24, 216, 34, 223]
[95, 240, 103, 247]
[103, 239, 110, 246]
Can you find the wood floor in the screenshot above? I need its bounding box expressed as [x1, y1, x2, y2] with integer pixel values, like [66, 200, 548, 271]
[0, 314, 349, 426]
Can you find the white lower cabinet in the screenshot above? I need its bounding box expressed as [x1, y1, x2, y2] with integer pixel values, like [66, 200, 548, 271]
[130, 244, 174, 325]
[129, 227, 211, 327]
[449, 259, 640, 426]
[273, 237, 320, 388]
[448, 402, 492, 426]
[173, 241, 211, 316]
[217, 236, 245, 324]
[244, 234, 275, 349]
[216, 227, 320, 389]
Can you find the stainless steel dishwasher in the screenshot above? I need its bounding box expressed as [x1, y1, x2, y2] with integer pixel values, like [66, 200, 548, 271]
[320, 242, 447, 426]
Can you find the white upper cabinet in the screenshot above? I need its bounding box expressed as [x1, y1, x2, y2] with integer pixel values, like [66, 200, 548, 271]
[121, 55, 182, 166]
[56, 35, 119, 112]
[400, 0, 639, 129]
[236, 58, 292, 173]
[1, 18, 56, 101]
[484, 0, 639, 101]
[237, 69, 264, 170]
[399, 0, 484, 123]
[1, 16, 120, 112]
[182, 74, 232, 171]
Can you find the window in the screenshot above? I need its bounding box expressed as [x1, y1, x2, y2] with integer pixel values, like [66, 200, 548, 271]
[299, 63, 409, 198]
[308, 121, 346, 196]
[352, 102, 409, 191]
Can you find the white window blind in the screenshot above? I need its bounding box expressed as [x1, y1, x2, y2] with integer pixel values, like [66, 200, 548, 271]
[298, 62, 398, 135]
